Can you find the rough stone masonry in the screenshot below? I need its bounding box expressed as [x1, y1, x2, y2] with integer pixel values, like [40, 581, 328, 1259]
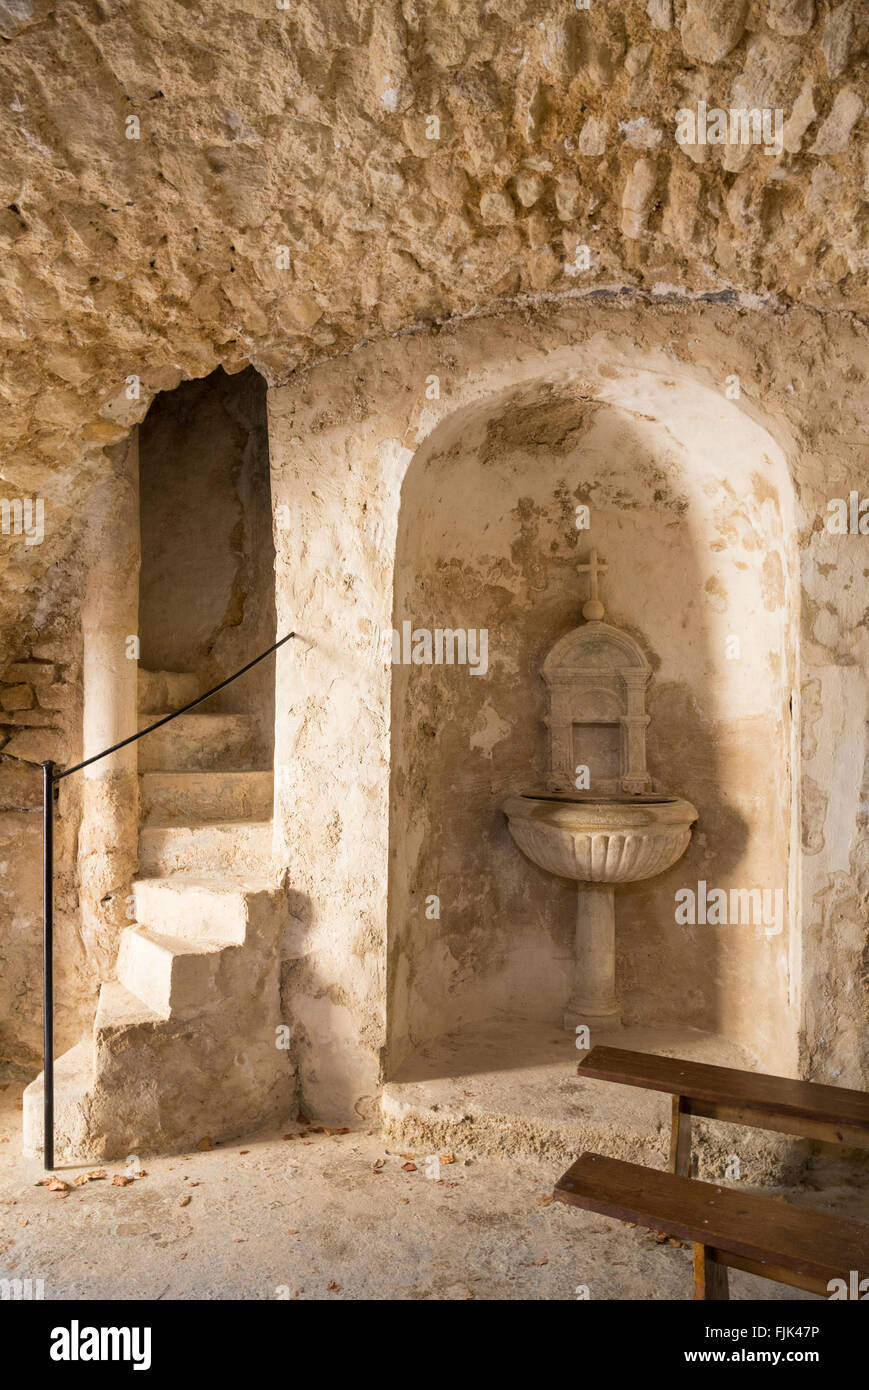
[0, 0, 867, 1271]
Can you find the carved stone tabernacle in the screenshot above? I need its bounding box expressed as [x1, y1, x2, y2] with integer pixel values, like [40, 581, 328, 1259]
[542, 550, 651, 797]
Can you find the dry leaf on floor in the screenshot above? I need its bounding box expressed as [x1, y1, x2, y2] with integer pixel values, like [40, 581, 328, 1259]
[39, 1176, 69, 1192]
[327, 1280, 341, 1292]
[112, 1175, 134, 1187]
[401, 1162, 417, 1172]
[72, 1170, 107, 1187]
[535, 1194, 553, 1207]
[238, 1150, 250, 1155]
[399, 1153, 416, 1160]
[287, 1228, 299, 1234]
[371, 1159, 385, 1173]
[178, 1195, 191, 1207]
[439, 1154, 455, 1164]
[196, 1137, 213, 1151]
[397, 1198, 410, 1205]
[296, 1112, 310, 1125]
[325, 1127, 350, 1136]
[282, 1134, 297, 1141]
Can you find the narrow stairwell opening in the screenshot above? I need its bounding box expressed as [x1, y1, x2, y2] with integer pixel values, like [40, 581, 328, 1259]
[137, 365, 276, 881]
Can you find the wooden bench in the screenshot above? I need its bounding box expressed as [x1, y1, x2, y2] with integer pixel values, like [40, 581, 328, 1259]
[577, 1046, 869, 1176]
[554, 1151, 869, 1299]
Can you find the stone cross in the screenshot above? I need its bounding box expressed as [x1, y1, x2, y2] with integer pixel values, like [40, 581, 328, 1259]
[577, 549, 607, 621]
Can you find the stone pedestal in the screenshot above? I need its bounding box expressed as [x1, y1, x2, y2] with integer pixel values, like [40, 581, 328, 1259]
[563, 882, 622, 1032]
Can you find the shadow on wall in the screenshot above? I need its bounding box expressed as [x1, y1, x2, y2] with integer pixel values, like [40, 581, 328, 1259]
[138, 365, 276, 761]
[386, 374, 798, 1079]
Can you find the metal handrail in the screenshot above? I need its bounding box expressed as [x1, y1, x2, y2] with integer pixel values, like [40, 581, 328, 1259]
[40, 631, 296, 1169]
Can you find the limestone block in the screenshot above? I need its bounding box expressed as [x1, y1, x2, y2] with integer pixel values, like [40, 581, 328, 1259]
[680, 0, 748, 64]
[620, 157, 658, 239]
[783, 79, 817, 153]
[767, 0, 815, 38]
[2, 707, 57, 726]
[625, 43, 653, 78]
[2, 660, 57, 686]
[0, 757, 42, 810]
[645, 0, 673, 31]
[35, 681, 72, 711]
[578, 117, 609, 158]
[821, 4, 854, 79]
[554, 176, 580, 221]
[4, 727, 66, 764]
[479, 190, 515, 226]
[1, 683, 34, 710]
[810, 89, 863, 155]
[661, 165, 701, 244]
[512, 171, 543, 208]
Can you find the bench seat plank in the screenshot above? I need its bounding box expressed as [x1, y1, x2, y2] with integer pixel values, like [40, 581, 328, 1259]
[554, 1152, 869, 1287]
[577, 1046, 869, 1136]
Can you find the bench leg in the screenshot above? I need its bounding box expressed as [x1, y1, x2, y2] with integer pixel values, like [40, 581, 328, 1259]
[669, 1094, 692, 1177]
[693, 1244, 730, 1300]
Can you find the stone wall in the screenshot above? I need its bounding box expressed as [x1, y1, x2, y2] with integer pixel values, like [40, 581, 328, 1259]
[0, 3, 867, 1110]
[0, 626, 89, 1064]
[268, 298, 869, 1115]
[0, 1, 866, 647]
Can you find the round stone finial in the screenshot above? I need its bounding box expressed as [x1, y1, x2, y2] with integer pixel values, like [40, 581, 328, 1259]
[577, 549, 608, 623]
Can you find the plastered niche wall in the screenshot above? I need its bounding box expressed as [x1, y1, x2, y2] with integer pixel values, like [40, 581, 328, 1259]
[138, 367, 276, 756]
[266, 298, 866, 1118]
[388, 386, 798, 1074]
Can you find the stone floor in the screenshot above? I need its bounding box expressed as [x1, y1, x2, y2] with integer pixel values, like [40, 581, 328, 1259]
[3, 1038, 867, 1301]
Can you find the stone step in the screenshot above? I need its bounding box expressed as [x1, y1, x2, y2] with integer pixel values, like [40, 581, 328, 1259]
[116, 925, 238, 1019]
[139, 770, 273, 825]
[21, 1039, 94, 1162]
[90, 981, 292, 1161]
[23, 933, 294, 1164]
[137, 669, 200, 714]
[132, 874, 275, 945]
[138, 820, 272, 877]
[137, 712, 261, 772]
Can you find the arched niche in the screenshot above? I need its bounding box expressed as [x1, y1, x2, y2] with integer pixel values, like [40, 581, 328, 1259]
[387, 367, 799, 1083]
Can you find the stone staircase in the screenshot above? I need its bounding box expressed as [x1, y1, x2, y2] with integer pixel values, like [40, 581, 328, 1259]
[23, 668, 294, 1163]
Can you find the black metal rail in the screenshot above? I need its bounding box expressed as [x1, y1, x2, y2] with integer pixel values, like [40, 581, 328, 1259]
[41, 631, 295, 1169]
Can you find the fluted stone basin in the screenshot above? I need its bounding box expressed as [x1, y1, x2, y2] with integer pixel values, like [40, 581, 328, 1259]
[503, 791, 698, 1031]
[502, 792, 698, 884]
